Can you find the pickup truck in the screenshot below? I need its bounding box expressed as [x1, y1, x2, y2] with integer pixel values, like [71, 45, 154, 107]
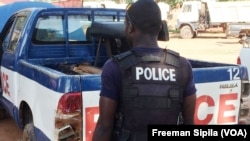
[0, 5, 250, 141]
[237, 36, 250, 76]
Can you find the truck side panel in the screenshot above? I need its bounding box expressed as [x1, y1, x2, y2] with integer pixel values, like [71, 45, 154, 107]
[1, 61, 103, 141]
[1, 66, 62, 140]
[207, 1, 250, 23]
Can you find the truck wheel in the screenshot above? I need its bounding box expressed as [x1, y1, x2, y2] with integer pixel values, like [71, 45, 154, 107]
[22, 123, 36, 141]
[180, 25, 194, 39]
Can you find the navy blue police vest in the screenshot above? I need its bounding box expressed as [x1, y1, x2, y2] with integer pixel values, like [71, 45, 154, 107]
[112, 49, 188, 141]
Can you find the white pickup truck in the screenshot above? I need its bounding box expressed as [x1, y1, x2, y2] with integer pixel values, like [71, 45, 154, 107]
[237, 37, 250, 125]
[237, 36, 250, 76]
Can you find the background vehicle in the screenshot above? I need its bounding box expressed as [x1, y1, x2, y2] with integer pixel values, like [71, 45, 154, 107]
[236, 37, 250, 125]
[226, 23, 250, 38]
[237, 36, 250, 76]
[0, 2, 250, 141]
[176, 0, 250, 39]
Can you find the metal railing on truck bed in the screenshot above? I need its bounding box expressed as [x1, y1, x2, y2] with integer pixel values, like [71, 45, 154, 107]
[27, 8, 126, 66]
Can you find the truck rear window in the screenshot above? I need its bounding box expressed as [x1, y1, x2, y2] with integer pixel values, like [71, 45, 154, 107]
[31, 10, 125, 45]
[32, 15, 91, 44]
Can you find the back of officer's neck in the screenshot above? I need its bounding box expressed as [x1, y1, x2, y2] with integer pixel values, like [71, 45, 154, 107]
[133, 35, 159, 48]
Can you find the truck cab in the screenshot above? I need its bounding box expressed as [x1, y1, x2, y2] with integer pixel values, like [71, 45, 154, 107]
[176, 1, 206, 39]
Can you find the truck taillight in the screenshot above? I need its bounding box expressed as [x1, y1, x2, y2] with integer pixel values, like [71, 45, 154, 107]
[237, 56, 241, 64]
[239, 81, 250, 124]
[57, 92, 82, 114]
[56, 92, 82, 141]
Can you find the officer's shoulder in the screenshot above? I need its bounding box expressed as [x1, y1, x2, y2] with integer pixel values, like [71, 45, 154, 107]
[165, 49, 180, 57]
[112, 50, 134, 61]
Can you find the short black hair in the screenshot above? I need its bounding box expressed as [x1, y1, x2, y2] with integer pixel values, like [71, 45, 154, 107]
[126, 0, 162, 35]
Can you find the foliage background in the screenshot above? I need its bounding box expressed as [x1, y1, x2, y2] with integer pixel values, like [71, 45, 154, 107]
[113, 0, 248, 8]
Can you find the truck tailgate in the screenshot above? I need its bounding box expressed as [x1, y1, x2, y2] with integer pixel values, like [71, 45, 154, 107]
[193, 66, 250, 124]
[81, 75, 101, 141]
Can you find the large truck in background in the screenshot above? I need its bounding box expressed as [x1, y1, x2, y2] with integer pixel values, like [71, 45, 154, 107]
[176, 0, 250, 39]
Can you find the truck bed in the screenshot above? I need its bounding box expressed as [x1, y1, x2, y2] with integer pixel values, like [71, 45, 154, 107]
[45, 63, 102, 75]
[207, 1, 250, 23]
[189, 59, 235, 68]
[189, 59, 249, 83]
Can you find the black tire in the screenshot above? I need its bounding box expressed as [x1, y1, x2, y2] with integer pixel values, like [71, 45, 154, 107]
[180, 25, 194, 39]
[22, 123, 36, 141]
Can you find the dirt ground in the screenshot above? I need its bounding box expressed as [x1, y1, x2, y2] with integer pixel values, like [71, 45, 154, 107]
[162, 32, 242, 64]
[0, 117, 22, 141]
[0, 33, 243, 141]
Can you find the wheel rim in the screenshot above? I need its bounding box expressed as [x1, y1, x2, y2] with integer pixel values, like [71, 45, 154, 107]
[181, 26, 193, 39]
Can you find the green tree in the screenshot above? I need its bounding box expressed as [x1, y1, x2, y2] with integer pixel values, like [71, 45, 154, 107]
[162, 0, 182, 8]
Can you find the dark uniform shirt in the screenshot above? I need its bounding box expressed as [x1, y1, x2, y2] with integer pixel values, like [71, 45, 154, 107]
[100, 47, 197, 101]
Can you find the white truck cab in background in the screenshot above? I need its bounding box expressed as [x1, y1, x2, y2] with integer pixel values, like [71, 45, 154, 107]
[176, 0, 250, 39]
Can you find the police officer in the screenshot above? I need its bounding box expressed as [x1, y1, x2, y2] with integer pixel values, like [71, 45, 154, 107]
[92, 0, 197, 141]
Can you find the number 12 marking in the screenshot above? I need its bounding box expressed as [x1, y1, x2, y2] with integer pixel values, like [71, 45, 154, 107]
[228, 68, 240, 80]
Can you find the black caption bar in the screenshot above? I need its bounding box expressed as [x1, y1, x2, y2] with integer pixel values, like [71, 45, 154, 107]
[148, 125, 250, 141]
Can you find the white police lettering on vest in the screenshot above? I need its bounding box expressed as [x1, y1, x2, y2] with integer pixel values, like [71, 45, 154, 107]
[135, 67, 176, 81]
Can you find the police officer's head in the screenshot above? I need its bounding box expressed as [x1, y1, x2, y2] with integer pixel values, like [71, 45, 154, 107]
[125, 0, 162, 46]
